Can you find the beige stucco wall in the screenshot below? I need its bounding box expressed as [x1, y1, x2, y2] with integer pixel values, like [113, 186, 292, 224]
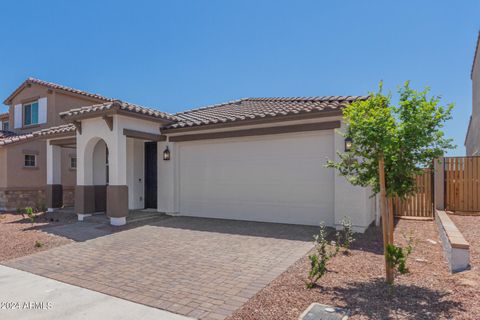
[0, 148, 7, 188]
[6, 140, 46, 188]
[1, 141, 76, 189]
[61, 147, 76, 187]
[466, 44, 480, 155]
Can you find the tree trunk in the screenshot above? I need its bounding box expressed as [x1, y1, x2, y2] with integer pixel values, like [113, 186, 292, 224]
[378, 155, 394, 284]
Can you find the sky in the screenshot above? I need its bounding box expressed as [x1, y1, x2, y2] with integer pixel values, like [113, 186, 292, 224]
[0, 1, 478, 156]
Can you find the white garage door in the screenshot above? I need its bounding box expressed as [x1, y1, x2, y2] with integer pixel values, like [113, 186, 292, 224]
[177, 130, 335, 226]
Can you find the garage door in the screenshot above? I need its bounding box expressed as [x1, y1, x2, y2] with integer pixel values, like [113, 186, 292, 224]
[177, 131, 335, 226]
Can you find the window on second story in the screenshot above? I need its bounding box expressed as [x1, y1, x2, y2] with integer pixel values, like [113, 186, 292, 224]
[2, 121, 9, 131]
[23, 101, 39, 126]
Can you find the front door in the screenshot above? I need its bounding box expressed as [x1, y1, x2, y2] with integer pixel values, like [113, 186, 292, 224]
[144, 142, 158, 209]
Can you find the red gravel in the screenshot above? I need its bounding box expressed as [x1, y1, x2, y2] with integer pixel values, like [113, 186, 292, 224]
[228, 219, 480, 320]
[0, 212, 73, 262]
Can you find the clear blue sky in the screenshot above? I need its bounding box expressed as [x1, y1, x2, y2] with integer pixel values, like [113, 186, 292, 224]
[0, 1, 478, 155]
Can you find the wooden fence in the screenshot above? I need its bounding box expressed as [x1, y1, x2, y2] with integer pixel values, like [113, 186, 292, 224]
[393, 169, 433, 219]
[445, 156, 480, 212]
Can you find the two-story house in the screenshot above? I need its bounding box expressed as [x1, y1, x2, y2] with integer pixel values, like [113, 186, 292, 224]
[0, 78, 112, 210]
[466, 32, 480, 155]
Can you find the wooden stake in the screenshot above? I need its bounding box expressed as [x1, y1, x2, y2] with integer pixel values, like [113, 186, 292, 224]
[378, 154, 394, 284]
[388, 197, 394, 245]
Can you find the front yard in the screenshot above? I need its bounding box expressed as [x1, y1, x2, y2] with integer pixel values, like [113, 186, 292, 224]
[0, 212, 73, 262]
[1, 211, 479, 319]
[229, 218, 480, 320]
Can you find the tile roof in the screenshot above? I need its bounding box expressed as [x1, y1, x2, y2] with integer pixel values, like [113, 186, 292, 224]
[167, 96, 368, 129]
[4, 77, 114, 105]
[33, 124, 76, 137]
[0, 112, 8, 119]
[59, 100, 177, 122]
[0, 124, 75, 146]
[0, 130, 16, 139]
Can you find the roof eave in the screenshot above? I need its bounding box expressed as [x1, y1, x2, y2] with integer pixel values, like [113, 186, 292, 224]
[161, 109, 344, 134]
[61, 108, 175, 125]
[3, 78, 113, 105]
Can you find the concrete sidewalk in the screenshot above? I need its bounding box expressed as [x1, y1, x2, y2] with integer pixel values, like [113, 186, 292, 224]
[0, 266, 192, 320]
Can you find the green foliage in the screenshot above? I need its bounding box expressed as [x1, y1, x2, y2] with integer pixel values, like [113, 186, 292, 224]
[307, 223, 335, 288]
[306, 220, 355, 288]
[24, 207, 35, 225]
[339, 216, 355, 251]
[386, 234, 414, 275]
[34, 241, 43, 248]
[327, 81, 454, 199]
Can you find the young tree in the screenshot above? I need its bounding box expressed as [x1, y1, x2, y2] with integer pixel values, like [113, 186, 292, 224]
[327, 82, 454, 283]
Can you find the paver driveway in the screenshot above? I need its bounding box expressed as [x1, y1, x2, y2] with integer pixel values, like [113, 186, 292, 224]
[4, 216, 315, 320]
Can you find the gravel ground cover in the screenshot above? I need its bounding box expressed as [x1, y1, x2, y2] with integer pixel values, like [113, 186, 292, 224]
[0, 212, 73, 262]
[229, 219, 480, 320]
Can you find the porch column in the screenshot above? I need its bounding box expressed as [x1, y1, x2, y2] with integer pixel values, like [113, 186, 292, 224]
[107, 133, 129, 226]
[46, 142, 63, 211]
[434, 157, 445, 210]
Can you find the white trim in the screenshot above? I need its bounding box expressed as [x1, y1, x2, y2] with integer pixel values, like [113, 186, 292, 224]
[14, 104, 22, 128]
[38, 97, 47, 124]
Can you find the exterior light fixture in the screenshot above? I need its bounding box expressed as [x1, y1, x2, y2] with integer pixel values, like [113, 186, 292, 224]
[344, 137, 353, 152]
[163, 146, 171, 161]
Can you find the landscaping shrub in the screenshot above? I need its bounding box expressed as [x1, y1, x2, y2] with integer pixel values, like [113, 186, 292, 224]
[306, 218, 357, 288]
[386, 234, 415, 276]
[339, 216, 355, 252]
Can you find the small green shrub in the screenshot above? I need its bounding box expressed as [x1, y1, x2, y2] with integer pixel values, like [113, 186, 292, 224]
[24, 207, 35, 225]
[34, 241, 43, 248]
[339, 216, 355, 251]
[306, 223, 339, 289]
[386, 234, 414, 276]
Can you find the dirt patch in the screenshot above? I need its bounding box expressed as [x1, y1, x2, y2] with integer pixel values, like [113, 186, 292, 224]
[0, 212, 73, 262]
[229, 219, 480, 320]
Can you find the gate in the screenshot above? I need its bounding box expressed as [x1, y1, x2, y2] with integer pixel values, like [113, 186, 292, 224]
[445, 156, 480, 212]
[393, 169, 434, 218]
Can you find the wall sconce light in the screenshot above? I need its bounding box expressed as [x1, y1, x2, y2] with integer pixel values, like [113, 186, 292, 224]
[163, 146, 171, 161]
[344, 137, 353, 152]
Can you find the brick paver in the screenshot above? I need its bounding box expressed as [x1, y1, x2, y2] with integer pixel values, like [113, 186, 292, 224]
[3, 216, 315, 320]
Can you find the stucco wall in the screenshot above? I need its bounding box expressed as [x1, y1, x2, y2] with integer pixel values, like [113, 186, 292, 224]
[6, 140, 46, 188]
[61, 147, 76, 187]
[466, 43, 480, 155]
[0, 148, 7, 188]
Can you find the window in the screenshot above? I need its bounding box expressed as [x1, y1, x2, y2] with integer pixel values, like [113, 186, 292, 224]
[23, 101, 39, 126]
[24, 154, 36, 167]
[2, 121, 9, 131]
[70, 157, 77, 169]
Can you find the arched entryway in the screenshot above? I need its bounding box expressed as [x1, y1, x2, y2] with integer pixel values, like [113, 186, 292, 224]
[75, 137, 109, 219]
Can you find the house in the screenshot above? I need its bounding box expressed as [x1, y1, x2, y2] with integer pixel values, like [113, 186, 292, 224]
[0, 78, 376, 232]
[466, 32, 480, 155]
[0, 78, 112, 210]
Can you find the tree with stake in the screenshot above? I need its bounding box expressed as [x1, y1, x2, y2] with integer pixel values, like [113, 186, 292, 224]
[327, 82, 454, 284]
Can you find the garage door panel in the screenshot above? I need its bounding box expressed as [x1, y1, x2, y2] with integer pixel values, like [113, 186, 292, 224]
[177, 131, 335, 226]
